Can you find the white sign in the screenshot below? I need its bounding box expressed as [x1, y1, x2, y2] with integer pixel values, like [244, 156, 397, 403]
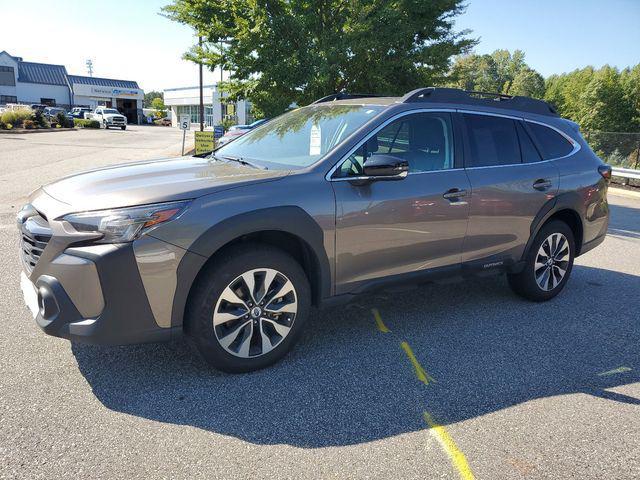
[309, 123, 321, 155]
[179, 114, 191, 131]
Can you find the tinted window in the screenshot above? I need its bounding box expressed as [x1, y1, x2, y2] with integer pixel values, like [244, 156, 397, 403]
[516, 122, 542, 163]
[463, 114, 520, 167]
[336, 112, 454, 177]
[527, 122, 574, 159]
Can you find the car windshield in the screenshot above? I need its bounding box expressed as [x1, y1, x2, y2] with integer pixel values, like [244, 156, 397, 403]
[103, 109, 119, 114]
[214, 104, 384, 169]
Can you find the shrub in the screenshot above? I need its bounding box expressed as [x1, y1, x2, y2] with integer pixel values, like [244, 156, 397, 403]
[74, 119, 100, 129]
[33, 110, 49, 128]
[56, 112, 73, 128]
[23, 119, 35, 129]
[1, 108, 33, 128]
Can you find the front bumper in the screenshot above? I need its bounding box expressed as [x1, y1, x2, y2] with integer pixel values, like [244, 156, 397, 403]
[21, 243, 177, 345]
[17, 193, 183, 345]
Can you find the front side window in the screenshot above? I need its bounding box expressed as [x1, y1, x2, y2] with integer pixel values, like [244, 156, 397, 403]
[216, 105, 384, 169]
[335, 112, 454, 177]
[463, 114, 520, 167]
[527, 122, 574, 159]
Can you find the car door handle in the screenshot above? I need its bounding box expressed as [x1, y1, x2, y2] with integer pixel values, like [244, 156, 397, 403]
[443, 188, 467, 200]
[533, 179, 553, 190]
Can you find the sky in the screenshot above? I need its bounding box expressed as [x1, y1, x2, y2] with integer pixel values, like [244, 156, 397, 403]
[0, 0, 638, 93]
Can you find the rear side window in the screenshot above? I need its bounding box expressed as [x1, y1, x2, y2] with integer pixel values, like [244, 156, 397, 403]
[526, 122, 574, 159]
[463, 114, 520, 167]
[516, 122, 542, 163]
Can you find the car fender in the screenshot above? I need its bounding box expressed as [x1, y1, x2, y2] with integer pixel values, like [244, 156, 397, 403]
[520, 191, 585, 266]
[169, 205, 332, 329]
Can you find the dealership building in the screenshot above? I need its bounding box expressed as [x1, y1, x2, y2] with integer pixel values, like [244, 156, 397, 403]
[0, 51, 143, 123]
[164, 84, 250, 128]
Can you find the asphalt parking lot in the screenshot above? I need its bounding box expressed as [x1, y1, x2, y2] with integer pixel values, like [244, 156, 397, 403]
[0, 129, 638, 479]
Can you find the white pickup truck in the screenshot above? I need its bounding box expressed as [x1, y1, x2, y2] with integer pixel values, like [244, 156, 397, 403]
[85, 107, 127, 130]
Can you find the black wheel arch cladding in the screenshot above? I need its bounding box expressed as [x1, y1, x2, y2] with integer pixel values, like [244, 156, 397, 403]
[170, 205, 331, 329]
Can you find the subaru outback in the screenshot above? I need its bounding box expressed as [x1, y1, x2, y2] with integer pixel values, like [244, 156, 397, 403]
[18, 88, 611, 372]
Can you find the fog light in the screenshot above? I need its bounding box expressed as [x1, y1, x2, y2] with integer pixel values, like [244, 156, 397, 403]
[37, 285, 59, 320]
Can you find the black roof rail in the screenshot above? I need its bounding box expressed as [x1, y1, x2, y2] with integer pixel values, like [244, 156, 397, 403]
[401, 87, 558, 117]
[312, 93, 384, 104]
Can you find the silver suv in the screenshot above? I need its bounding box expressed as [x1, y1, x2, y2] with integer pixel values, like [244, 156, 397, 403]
[18, 88, 611, 372]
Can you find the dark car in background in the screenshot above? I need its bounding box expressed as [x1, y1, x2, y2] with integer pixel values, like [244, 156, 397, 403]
[69, 107, 92, 119]
[18, 87, 610, 372]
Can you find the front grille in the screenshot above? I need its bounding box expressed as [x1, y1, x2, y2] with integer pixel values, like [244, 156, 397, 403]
[20, 214, 52, 274]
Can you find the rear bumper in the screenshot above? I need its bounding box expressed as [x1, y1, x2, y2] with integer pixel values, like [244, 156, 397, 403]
[22, 243, 177, 345]
[579, 232, 606, 256]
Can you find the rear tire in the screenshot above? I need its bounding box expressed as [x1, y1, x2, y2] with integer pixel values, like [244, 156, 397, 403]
[121, 126, 126, 130]
[508, 220, 575, 302]
[186, 243, 311, 373]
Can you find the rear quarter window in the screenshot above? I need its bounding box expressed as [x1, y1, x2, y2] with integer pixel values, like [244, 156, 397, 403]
[526, 122, 574, 159]
[463, 114, 521, 167]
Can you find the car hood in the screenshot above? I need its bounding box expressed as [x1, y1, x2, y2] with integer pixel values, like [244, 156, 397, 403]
[41, 156, 289, 214]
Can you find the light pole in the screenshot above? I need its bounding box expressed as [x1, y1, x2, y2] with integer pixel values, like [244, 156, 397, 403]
[198, 36, 204, 132]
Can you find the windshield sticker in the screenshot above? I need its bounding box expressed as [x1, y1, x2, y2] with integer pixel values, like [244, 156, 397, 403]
[310, 123, 321, 155]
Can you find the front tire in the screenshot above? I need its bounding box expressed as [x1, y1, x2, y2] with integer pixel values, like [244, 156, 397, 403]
[508, 220, 575, 302]
[186, 244, 311, 372]
[121, 126, 126, 130]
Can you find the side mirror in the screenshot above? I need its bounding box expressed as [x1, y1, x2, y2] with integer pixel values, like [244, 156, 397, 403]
[363, 154, 409, 180]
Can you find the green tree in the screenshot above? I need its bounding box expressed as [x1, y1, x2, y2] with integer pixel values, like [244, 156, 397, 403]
[447, 49, 533, 95]
[163, 0, 476, 117]
[151, 97, 167, 118]
[509, 68, 545, 98]
[621, 65, 640, 129]
[144, 91, 163, 108]
[576, 66, 635, 132]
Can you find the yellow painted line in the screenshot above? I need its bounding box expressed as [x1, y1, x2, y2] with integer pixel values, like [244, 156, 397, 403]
[423, 412, 475, 480]
[401, 341, 435, 385]
[597, 366, 632, 376]
[371, 308, 390, 333]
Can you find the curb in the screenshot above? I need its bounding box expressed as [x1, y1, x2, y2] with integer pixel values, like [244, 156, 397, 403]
[0, 128, 77, 134]
[609, 187, 640, 199]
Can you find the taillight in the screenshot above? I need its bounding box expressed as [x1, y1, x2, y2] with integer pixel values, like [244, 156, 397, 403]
[598, 165, 612, 182]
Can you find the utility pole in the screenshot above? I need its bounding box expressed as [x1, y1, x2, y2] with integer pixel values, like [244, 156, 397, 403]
[198, 36, 204, 132]
[85, 59, 93, 77]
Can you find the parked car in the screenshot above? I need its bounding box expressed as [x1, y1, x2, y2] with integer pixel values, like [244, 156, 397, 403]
[70, 107, 92, 119]
[86, 107, 127, 130]
[18, 88, 610, 372]
[43, 107, 71, 121]
[217, 119, 269, 146]
[157, 117, 172, 126]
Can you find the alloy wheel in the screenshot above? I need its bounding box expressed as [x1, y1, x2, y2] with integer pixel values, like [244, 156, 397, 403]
[534, 232, 571, 291]
[213, 268, 298, 358]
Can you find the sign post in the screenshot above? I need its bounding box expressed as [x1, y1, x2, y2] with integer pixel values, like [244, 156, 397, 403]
[179, 114, 191, 155]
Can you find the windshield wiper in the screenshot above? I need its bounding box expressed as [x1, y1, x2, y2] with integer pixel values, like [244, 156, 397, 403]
[217, 154, 267, 170]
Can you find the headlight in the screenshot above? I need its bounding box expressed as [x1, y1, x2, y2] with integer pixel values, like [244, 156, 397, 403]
[62, 200, 190, 243]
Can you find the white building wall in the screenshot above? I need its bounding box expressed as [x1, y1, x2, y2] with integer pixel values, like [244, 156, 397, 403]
[164, 84, 251, 128]
[15, 82, 71, 106]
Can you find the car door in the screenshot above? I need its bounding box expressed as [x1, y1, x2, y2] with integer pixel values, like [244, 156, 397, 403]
[459, 112, 560, 267]
[330, 111, 471, 293]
